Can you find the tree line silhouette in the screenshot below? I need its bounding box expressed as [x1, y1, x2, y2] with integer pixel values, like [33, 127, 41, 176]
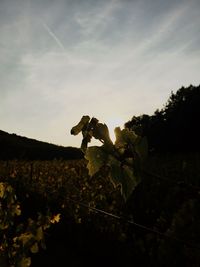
[125, 84, 200, 153]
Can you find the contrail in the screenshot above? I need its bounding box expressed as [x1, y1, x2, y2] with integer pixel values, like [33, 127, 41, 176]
[42, 21, 65, 52]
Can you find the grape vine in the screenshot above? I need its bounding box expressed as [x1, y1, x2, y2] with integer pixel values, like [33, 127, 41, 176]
[71, 116, 148, 200]
[0, 181, 60, 267]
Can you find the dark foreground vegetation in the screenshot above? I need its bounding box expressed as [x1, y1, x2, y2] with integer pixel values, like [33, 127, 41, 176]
[0, 85, 200, 266]
[0, 154, 199, 266]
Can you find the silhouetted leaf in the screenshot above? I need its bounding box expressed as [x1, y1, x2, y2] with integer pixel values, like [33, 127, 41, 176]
[71, 116, 90, 135]
[93, 123, 113, 144]
[115, 127, 138, 148]
[85, 146, 107, 176]
[108, 155, 141, 200]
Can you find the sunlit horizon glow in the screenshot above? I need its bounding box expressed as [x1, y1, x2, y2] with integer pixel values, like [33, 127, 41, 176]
[0, 0, 200, 147]
[106, 117, 124, 143]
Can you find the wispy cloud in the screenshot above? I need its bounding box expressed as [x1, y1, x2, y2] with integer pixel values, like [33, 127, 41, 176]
[74, 0, 120, 38]
[42, 21, 66, 52]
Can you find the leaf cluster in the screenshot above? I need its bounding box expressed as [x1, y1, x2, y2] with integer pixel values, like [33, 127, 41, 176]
[71, 116, 148, 200]
[0, 181, 60, 267]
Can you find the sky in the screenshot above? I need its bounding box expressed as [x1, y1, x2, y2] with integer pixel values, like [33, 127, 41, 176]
[0, 0, 200, 147]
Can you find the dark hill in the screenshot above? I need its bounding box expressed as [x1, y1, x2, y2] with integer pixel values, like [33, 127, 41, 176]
[0, 130, 83, 160]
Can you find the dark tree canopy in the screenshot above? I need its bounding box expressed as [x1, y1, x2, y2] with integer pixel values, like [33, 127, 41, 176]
[125, 85, 200, 153]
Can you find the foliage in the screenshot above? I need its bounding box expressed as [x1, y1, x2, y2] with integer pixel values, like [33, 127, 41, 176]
[0, 160, 124, 235]
[0, 154, 200, 266]
[125, 84, 200, 152]
[71, 116, 148, 200]
[0, 181, 60, 267]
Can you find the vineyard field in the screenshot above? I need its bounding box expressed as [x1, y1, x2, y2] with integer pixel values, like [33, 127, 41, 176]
[0, 152, 200, 266]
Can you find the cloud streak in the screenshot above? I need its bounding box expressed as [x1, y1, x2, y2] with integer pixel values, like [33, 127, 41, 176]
[42, 21, 66, 52]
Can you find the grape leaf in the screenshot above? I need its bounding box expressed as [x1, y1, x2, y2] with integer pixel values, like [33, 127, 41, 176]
[107, 155, 122, 186]
[115, 127, 138, 148]
[18, 233, 34, 246]
[71, 116, 90, 135]
[108, 155, 141, 201]
[36, 227, 44, 242]
[122, 165, 141, 201]
[85, 146, 107, 176]
[80, 118, 99, 151]
[50, 214, 61, 224]
[12, 204, 21, 216]
[0, 182, 5, 198]
[30, 243, 39, 254]
[18, 257, 31, 267]
[93, 123, 113, 144]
